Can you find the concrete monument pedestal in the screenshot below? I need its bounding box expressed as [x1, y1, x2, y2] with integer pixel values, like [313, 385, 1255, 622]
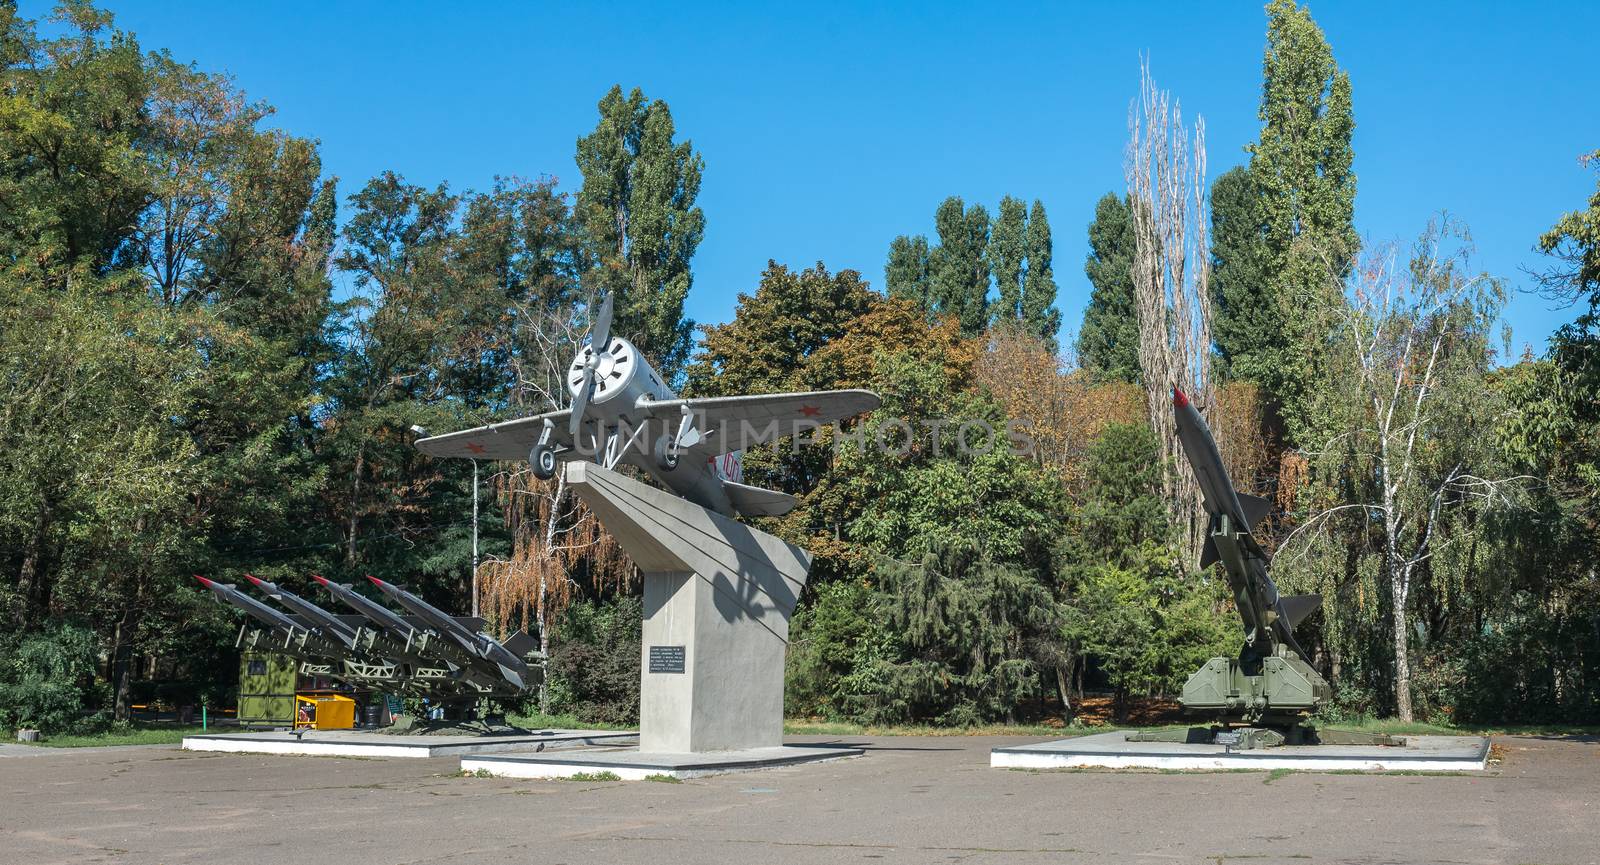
[182, 728, 636, 759]
[991, 730, 1491, 772]
[464, 463, 860, 779]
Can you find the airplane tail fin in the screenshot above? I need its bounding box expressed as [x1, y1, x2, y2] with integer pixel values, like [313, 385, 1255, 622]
[723, 481, 798, 517]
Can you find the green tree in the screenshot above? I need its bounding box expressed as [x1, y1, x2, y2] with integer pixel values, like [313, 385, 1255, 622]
[686, 260, 875, 398]
[872, 541, 1054, 724]
[885, 234, 931, 307]
[1243, 0, 1358, 435]
[930, 196, 991, 335]
[988, 195, 1026, 324]
[0, 1, 151, 277]
[985, 196, 1061, 349]
[1054, 422, 1231, 719]
[1208, 166, 1272, 382]
[0, 281, 211, 715]
[573, 85, 704, 379]
[1540, 151, 1600, 405]
[1021, 199, 1060, 346]
[1288, 220, 1509, 721]
[1077, 193, 1140, 382]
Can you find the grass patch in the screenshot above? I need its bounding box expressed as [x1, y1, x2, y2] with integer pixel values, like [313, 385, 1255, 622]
[562, 770, 621, 782]
[17, 723, 208, 748]
[783, 719, 1106, 737]
[1312, 717, 1600, 737]
[1263, 767, 1295, 785]
[505, 712, 628, 732]
[644, 773, 682, 783]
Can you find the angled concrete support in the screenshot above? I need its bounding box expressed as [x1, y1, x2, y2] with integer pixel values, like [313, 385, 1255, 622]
[564, 462, 810, 753]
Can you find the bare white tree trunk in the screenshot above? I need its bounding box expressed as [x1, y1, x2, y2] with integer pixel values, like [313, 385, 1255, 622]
[1125, 58, 1216, 563]
[1284, 222, 1524, 721]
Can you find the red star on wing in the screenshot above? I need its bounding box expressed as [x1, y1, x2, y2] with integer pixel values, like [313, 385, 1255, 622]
[799, 404, 822, 418]
[465, 441, 487, 455]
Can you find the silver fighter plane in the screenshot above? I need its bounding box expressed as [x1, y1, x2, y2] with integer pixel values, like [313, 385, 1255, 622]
[413, 294, 880, 517]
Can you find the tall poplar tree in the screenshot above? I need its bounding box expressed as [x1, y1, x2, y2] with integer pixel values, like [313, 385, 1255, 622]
[574, 85, 704, 379]
[930, 196, 991, 335]
[1021, 200, 1060, 346]
[1077, 193, 1139, 381]
[988, 196, 1026, 324]
[1244, 0, 1357, 432]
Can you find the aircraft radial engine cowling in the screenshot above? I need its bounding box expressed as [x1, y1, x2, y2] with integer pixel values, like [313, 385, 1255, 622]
[567, 335, 673, 411]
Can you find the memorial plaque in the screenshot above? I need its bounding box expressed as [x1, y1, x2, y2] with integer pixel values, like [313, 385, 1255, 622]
[648, 644, 686, 674]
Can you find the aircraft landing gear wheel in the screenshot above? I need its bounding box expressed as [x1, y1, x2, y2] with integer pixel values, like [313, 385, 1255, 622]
[653, 433, 680, 471]
[531, 443, 557, 480]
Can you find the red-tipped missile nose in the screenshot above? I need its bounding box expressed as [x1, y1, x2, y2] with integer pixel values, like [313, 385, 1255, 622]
[244, 574, 266, 588]
[1173, 388, 1190, 409]
[366, 575, 386, 587]
[193, 575, 215, 587]
[311, 574, 329, 586]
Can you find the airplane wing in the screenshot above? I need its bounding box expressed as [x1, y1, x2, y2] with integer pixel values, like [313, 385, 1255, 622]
[414, 409, 574, 461]
[641, 389, 880, 456]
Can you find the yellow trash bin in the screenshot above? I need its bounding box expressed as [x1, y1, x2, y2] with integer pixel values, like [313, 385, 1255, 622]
[295, 693, 356, 730]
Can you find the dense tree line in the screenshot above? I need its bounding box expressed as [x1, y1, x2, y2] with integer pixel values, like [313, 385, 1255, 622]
[2, 0, 1595, 733]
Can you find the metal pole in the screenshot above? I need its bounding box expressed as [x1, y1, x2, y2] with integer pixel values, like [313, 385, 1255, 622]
[471, 459, 480, 619]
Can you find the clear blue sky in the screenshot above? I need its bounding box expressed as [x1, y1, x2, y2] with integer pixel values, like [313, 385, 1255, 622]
[34, 1, 1600, 356]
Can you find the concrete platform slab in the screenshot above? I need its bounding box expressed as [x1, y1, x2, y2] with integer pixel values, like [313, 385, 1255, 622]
[462, 744, 862, 779]
[991, 730, 1490, 772]
[181, 728, 636, 758]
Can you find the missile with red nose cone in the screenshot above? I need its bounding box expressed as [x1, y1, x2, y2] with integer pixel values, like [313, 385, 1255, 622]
[310, 575, 413, 636]
[365, 576, 530, 691]
[1171, 389, 1319, 665]
[244, 575, 359, 648]
[1171, 388, 1271, 543]
[194, 576, 349, 663]
[195, 576, 302, 633]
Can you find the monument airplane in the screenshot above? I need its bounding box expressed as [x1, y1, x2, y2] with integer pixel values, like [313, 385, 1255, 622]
[412, 293, 881, 518]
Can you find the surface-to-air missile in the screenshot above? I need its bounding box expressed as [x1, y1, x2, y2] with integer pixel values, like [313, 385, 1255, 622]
[244, 575, 360, 648]
[1164, 389, 1332, 747]
[194, 576, 357, 674]
[366, 576, 535, 691]
[240, 575, 425, 688]
[311, 576, 530, 696]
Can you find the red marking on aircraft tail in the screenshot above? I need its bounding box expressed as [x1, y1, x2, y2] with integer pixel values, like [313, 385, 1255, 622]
[465, 441, 487, 455]
[1173, 388, 1189, 408]
[799, 404, 822, 417]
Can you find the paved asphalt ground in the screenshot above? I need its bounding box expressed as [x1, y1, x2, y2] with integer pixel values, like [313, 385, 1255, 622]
[1, 734, 1594, 865]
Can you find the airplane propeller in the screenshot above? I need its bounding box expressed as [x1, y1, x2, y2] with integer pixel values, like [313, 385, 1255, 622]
[569, 293, 614, 438]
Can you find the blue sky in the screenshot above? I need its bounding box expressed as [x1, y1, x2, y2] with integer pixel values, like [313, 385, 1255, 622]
[33, 1, 1600, 356]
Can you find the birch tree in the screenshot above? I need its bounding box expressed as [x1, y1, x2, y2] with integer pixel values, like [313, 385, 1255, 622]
[1291, 218, 1521, 721]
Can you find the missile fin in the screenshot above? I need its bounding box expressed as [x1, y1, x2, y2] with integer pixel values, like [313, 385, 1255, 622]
[500, 630, 538, 659]
[1238, 493, 1272, 528]
[1199, 535, 1220, 569]
[1279, 594, 1322, 629]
